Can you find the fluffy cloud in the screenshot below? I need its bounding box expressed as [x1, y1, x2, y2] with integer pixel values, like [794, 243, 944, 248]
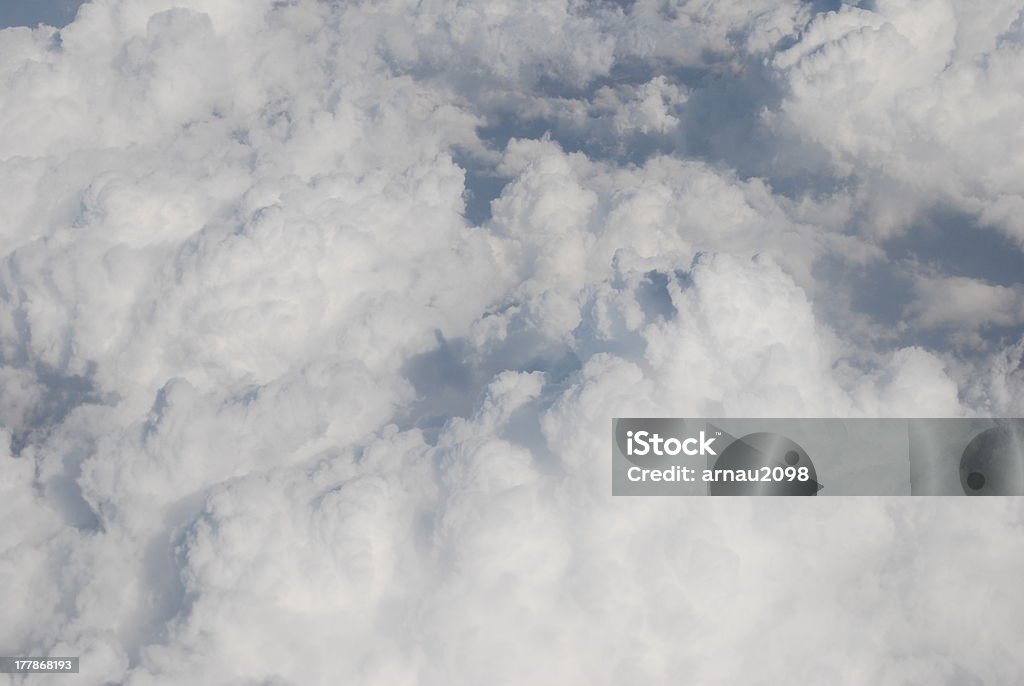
[772, 0, 1024, 241]
[1, 1, 1023, 685]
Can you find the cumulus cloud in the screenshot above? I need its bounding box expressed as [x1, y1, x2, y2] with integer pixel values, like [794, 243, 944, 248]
[772, 0, 1024, 241]
[1, 1, 1023, 684]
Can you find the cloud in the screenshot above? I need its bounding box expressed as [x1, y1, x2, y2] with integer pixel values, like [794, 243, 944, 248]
[772, 0, 1024, 242]
[1, 1, 1023, 684]
[907, 273, 1024, 330]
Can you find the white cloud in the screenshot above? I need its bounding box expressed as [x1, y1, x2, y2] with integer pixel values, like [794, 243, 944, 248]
[1, 1, 1023, 684]
[772, 0, 1024, 241]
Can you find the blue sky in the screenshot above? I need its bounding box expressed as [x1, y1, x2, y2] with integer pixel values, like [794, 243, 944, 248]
[0, 0, 83, 29]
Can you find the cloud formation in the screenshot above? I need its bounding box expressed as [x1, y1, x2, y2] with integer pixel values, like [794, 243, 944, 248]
[773, 0, 1024, 241]
[1, 1, 1023, 684]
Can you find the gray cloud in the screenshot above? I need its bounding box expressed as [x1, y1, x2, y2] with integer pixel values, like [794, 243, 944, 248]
[907, 274, 1024, 330]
